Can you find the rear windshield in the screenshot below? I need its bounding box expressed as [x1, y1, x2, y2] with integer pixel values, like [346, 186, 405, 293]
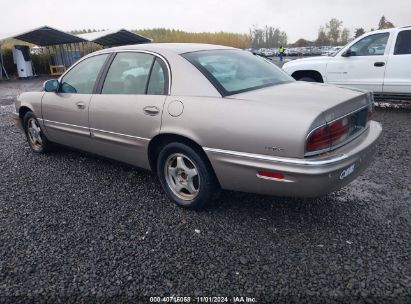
[182, 50, 293, 96]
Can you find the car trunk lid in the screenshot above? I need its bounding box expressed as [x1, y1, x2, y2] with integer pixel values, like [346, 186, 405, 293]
[227, 81, 373, 157]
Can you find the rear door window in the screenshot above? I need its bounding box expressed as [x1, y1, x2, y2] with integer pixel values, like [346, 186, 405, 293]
[394, 30, 411, 55]
[147, 59, 167, 95]
[102, 52, 154, 95]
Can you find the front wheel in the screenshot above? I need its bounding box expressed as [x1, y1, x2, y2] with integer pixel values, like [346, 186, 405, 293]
[157, 142, 220, 209]
[23, 112, 51, 153]
[298, 76, 317, 82]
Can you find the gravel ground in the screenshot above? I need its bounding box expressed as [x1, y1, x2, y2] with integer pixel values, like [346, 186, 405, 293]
[0, 80, 410, 303]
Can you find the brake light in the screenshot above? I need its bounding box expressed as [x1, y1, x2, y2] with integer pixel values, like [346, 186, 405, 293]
[306, 125, 330, 152]
[306, 117, 350, 153]
[306, 106, 371, 155]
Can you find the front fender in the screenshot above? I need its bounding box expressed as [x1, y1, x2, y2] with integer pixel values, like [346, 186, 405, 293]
[15, 92, 46, 132]
[282, 58, 329, 80]
[16, 92, 45, 117]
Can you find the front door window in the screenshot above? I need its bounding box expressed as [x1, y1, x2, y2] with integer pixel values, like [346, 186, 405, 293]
[347, 33, 389, 56]
[60, 54, 109, 94]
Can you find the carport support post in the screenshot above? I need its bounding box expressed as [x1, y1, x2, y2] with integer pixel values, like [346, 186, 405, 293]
[46, 46, 52, 74]
[68, 43, 74, 66]
[58, 44, 65, 67]
[0, 43, 2, 80]
[0, 43, 9, 80]
[88, 42, 93, 54]
[52, 45, 58, 65]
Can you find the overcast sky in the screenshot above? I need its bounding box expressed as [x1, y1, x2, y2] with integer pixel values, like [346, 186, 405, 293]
[1, 0, 410, 42]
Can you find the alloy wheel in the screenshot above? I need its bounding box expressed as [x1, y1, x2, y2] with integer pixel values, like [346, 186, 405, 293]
[27, 118, 43, 151]
[164, 153, 200, 201]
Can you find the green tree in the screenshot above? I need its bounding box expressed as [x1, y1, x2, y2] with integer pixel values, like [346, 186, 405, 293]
[354, 28, 365, 38]
[294, 38, 311, 47]
[326, 18, 343, 45]
[378, 16, 395, 29]
[134, 28, 251, 49]
[315, 26, 329, 46]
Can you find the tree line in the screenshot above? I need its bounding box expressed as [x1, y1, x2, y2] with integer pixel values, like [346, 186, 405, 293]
[133, 28, 251, 49]
[0, 16, 396, 52]
[293, 16, 395, 47]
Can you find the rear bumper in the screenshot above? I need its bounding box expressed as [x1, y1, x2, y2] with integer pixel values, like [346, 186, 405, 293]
[204, 121, 382, 197]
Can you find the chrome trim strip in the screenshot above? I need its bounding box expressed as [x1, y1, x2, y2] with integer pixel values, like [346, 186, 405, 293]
[43, 119, 89, 130]
[203, 147, 347, 166]
[43, 119, 90, 136]
[90, 128, 150, 141]
[43, 119, 151, 141]
[327, 103, 370, 125]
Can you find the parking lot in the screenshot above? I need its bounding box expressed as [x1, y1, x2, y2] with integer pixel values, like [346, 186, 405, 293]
[0, 79, 410, 303]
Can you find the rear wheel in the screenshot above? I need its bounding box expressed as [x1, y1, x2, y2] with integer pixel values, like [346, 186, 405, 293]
[157, 142, 220, 209]
[23, 112, 51, 153]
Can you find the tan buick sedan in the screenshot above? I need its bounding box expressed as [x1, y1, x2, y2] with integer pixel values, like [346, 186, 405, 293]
[13, 43, 382, 209]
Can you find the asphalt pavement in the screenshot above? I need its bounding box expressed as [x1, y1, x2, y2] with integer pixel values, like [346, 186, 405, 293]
[0, 79, 410, 303]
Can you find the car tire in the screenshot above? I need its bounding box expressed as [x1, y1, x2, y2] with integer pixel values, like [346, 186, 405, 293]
[157, 142, 220, 209]
[298, 76, 317, 82]
[23, 112, 51, 154]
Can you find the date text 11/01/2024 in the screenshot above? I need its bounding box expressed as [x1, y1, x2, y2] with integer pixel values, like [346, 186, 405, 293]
[149, 296, 257, 303]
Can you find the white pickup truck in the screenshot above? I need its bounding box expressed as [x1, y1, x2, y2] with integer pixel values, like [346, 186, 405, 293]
[282, 26, 411, 100]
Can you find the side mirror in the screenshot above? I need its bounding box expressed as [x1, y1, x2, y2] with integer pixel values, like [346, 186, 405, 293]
[342, 49, 355, 57]
[43, 79, 59, 92]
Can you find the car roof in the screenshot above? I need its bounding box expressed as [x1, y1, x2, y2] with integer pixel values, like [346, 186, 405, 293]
[103, 43, 236, 54]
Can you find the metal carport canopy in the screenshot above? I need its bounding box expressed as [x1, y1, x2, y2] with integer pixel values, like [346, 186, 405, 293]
[77, 29, 151, 47]
[0, 25, 86, 46]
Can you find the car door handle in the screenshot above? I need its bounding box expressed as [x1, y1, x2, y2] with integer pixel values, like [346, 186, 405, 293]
[75, 101, 86, 110]
[143, 106, 160, 116]
[374, 62, 385, 67]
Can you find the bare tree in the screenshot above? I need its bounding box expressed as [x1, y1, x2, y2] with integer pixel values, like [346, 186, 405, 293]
[249, 25, 287, 48]
[340, 28, 350, 45]
[378, 16, 395, 29]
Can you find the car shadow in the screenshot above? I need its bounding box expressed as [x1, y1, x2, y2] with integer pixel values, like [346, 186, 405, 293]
[43, 144, 369, 231]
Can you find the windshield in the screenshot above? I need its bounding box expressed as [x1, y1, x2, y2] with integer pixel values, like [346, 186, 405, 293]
[182, 50, 293, 96]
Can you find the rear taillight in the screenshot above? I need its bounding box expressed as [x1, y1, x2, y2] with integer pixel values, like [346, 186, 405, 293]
[329, 117, 349, 146]
[306, 117, 350, 153]
[306, 125, 330, 152]
[306, 105, 371, 156]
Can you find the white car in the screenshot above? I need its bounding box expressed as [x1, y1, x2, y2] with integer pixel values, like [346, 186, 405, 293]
[321, 46, 343, 56]
[282, 26, 411, 99]
[259, 48, 274, 57]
